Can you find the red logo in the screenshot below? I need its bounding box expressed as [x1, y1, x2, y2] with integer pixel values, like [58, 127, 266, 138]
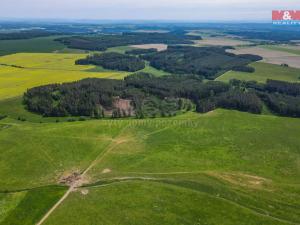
[272, 10, 300, 20]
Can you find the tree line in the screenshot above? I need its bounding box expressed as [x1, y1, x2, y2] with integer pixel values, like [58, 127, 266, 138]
[0, 30, 57, 40]
[56, 32, 201, 51]
[75, 53, 145, 72]
[229, 79, 300, 117]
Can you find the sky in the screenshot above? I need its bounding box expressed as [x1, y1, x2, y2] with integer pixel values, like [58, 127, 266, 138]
[0, 0, 300, 21]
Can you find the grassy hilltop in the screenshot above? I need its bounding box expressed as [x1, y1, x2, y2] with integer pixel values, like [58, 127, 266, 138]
[0, 110, 300, 225]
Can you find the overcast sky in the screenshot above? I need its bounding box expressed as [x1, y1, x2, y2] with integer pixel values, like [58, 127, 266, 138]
[1, 0, 299, 21]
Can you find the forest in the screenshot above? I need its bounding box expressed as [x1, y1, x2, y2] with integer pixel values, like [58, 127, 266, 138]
[75, 53, 145, 72]
[142, 46, 262, 79]
[229, 79, 300, 117]
[226, 30, 300, 42]
[125, 48, 158, 55]
[55, 32, 202, 51]
[0, 30, 56, 40]
[23, 72, 300, 119]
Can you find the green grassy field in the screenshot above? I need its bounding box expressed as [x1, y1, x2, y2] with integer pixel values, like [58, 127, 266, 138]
[106, 46, 136, 54]
[0, 36, 66, 56]
[1, 186, 67, 225]
[140, 62, 171, 77]
[0, 53, 128, 100]
[217, 62, 300, 83]
[0, 109, 299, 224]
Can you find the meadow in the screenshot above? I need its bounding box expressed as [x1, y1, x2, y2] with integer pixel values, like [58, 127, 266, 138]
[217, 62, 300, 83]
[0, 110, 299, 224]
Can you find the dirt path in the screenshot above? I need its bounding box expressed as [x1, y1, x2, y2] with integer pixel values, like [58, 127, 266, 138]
[87, 176, 299, 225]
[36, 187, 73, 225]
[35, 126, 130, 225]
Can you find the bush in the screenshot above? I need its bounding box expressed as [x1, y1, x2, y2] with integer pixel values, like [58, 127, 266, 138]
[232, 66, 255, 73]
[0, 115, 7, 120]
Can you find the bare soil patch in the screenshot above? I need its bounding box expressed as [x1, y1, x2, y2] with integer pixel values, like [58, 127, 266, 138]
[113, 97, 135, 116]
[228, 47, 300, 69]
[130, 44, 168, 51]
[80, 189, 89, 195]
[194, 37, 252, 47]
[59, 171, 88, 187]
[207, 171, 272, 190]
[102, 168, 112, 174]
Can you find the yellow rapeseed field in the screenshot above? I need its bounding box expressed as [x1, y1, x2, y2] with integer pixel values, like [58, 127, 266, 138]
[0, 53, 128, 100]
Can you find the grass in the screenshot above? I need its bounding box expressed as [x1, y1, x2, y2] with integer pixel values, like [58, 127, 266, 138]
[139, 62, 171, 77]
[0, 53, 128, 100]
[0, 118, 126, 190]
[0, 191, 26, 223]
[0, 109, 299, 224]
[0, 36, 66, 56]
[44, 181, 289, 225]
[0, 186, 67, 225]
[217, 62, 300, 83]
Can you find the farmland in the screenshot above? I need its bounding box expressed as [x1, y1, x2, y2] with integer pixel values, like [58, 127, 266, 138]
[130, 44, 168, 51]
[217, 62, 300, 83]
[261, 45, 300, 56]
[194, 36, 253, 47]
[0, 53, 128, 100]
[228, 46, 300, 69]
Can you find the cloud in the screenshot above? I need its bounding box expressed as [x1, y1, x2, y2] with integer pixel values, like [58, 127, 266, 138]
[0, 0, 299, 20]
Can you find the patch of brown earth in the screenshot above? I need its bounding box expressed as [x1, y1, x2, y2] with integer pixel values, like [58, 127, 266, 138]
[207, 171, 272, 190]
[113, 97, 135, 117]
[194, 37, 252, 47]
[130, 44, 168, 51]
[227, 47, 300, 69]
[59, 171, 89, 188]
[102, 168, 112, 174]
[80, 189, 89, 195]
